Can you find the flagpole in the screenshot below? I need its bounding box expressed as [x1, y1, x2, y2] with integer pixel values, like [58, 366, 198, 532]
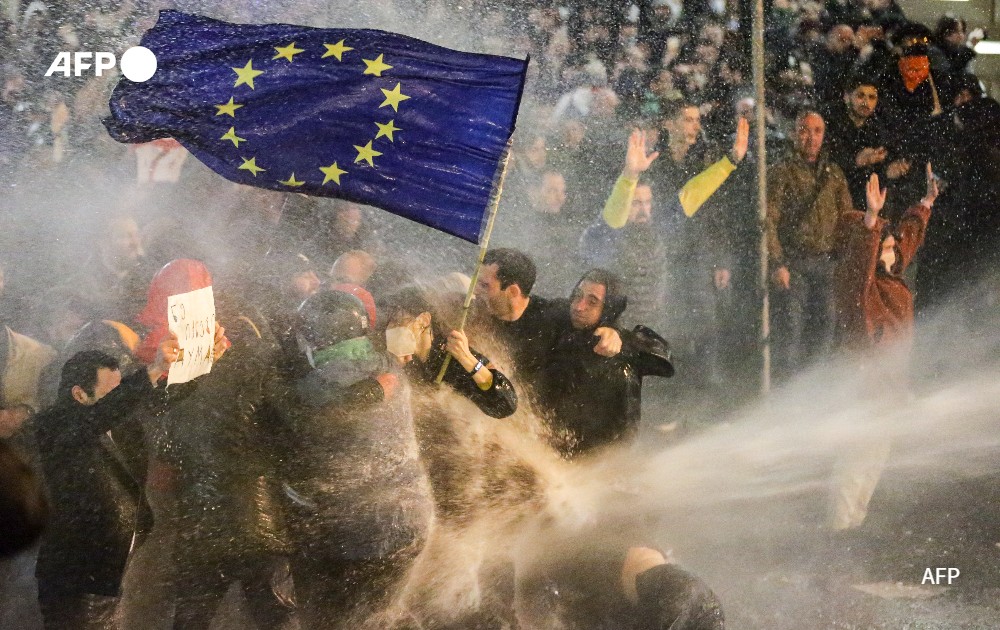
[436, 138, 514, 383]
[751, 0, 771, 395]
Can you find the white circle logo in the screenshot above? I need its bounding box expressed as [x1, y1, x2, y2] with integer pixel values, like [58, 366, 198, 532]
[120, 46, 157, 82]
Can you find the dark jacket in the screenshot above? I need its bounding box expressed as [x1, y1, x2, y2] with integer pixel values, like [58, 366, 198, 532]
[475, 296, 567, 390]
[34, 367, 158, 597]
[539, 325, 673, 457]
[287, 342, 432, 562]
[406, 337, 517, 419]
[149, 312, 290, 565]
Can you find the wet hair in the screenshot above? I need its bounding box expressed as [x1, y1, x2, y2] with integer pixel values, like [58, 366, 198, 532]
[483, 248, 536, 296]
[574, 268, 627, 327]
[57, 350, 119, 404]
[382, 285, 434, 325]
[0, 439, 48, 558]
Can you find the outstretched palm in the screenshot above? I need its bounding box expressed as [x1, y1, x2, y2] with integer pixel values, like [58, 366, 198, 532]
[623, 128, 660, 179]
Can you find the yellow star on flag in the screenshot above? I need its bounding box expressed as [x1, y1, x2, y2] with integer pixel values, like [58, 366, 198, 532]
[319, 162, 348, 185]
[215, 97, 243, 117]
[374, 119, 401, 142]
[322, 40, 353, 61]
[232, 60, 264, 89]
[354, 141, 383, 167]
[379, 83, 410, 112]
[220, 127, 246, 147]
[363, 54, 393, 77]
[273, 42, 305, 62]
[238, 156, 265, 176]
[279, 173, 305, 187]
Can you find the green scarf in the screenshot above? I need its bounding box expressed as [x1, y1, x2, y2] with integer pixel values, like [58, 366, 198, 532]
[312, 337, 377, 367]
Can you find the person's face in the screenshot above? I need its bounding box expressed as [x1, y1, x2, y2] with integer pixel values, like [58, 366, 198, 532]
[291, 270, 320, 299]
[525, 137, 547, 169]
[945, 26, 965, 47]
[334, 204, 362, 237]
[106, 217, 144, 263]
[475, 264, 514, 319]
[795, 113, 825, 162]
[387, 311, 432, 363]
[667, 107, 701, 147]
[539, 173, 566, 213]
[848, 85, 878, 120]
[570, 280, 606, 330]
[880, 234, 897, 272]
[628, 185, 654, 224]
[827, 25, 855, 54]
[75, 367, 122, 406]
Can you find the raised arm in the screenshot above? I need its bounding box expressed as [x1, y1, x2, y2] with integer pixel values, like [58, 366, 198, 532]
[678, 117, 748, 217]
[602, 129, 659, 229]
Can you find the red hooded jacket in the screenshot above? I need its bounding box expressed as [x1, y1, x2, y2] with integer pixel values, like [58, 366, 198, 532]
[135, 259, 216, 364]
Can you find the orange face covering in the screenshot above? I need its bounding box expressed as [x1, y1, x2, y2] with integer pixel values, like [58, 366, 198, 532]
[899, 56, 930, 92]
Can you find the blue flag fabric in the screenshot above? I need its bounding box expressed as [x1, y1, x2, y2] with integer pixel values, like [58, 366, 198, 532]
[105, 10, 527, 243]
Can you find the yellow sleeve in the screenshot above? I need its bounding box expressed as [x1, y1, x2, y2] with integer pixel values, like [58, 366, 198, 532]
[678, 156, 736, 218]
[601, 173, 639, 229]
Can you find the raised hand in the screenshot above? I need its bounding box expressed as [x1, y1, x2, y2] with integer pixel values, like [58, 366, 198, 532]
[864, 172, 887, 227]
[623, 128, 660, 179]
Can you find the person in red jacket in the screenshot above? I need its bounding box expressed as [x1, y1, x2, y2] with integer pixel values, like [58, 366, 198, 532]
[834, 164, 938, 354]
[829, 164, 938, 531]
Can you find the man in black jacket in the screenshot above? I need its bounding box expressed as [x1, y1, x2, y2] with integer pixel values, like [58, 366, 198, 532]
[539, 269, 673, 457]
[34, 336, 178, 629]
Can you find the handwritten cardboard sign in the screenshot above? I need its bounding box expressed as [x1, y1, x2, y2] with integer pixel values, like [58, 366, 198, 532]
[166, 286, 216, 385]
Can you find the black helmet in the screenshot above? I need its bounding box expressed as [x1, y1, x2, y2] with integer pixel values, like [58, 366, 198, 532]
[297, 289, 369, 351]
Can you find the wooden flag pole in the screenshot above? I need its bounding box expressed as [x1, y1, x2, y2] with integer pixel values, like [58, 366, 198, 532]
[752, 0, 771, 395]
[436, 138, 514, 383]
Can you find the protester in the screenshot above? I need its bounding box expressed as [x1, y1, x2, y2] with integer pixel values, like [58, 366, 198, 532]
[766, 110, 854, 378]
[34, 336, 178, 629]
[285, 289, 432, 628]
[829, 167, 937, 531]
[538, 269, 674, 457]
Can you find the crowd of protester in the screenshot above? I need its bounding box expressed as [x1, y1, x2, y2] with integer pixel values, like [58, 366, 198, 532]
[2, 0, 1000, 628]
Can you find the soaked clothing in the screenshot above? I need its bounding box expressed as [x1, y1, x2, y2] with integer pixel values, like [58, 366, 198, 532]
[34, 367, 158, 599]
[539, 326, 673, 457]
[286, 341, 432, 628]
[149, 312, 293, 630]
[539, 329, 642, 456]
[288, 347, 431, 562]
[478, 296, 566, 389]
[406, 337, 518, 419]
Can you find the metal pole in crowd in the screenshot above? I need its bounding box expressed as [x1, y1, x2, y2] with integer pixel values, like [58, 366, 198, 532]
[435, 138, 514, 383]
[751, 0, 771, 395]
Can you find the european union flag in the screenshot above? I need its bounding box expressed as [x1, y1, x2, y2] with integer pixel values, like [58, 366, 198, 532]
[105, 10, 527, 243]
